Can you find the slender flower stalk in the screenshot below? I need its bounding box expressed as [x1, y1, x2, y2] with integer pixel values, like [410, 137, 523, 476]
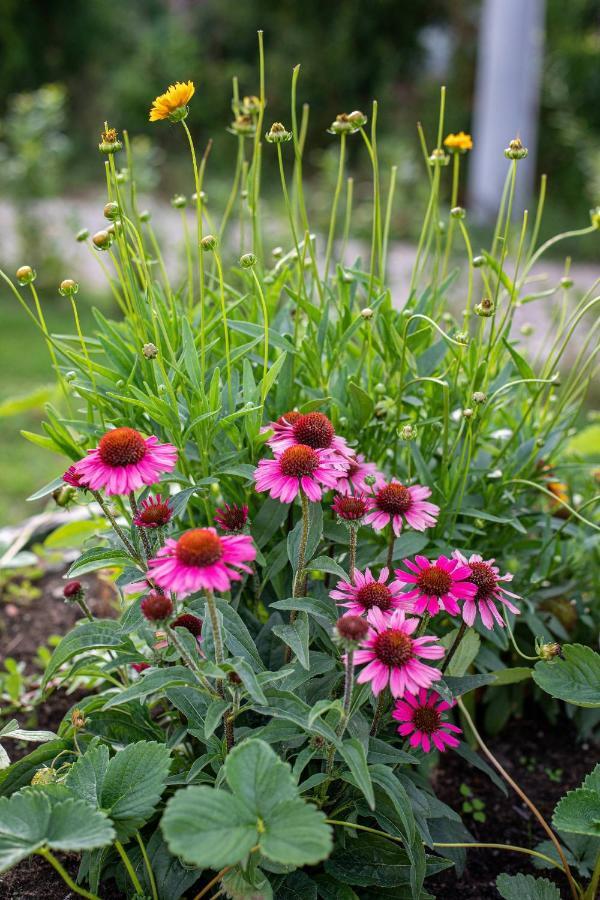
[181, 120, 208, 378]
[441, 620, 468, 673]
[213, 249, 233, 409]
[129, 491, 151, 559]
[250, 268, 270, 404]
[166, 623, 217, 698]
[324, 132, 346, 280]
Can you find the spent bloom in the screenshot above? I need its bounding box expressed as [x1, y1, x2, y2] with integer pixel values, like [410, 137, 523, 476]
[444, 131, 473, 153]
[334, 614, 369, 649]
[147, 527, 255, 596]
[141, 590, 174, 621]
[331, 567, 405, 617]
[171, 613, 203, 639]
[335, 453, 384, 496]
[392, 689, 462, 753]
[149, 81, 195, 122]
[394, 555, 477, 617]
[254, 445, 347, 503]
[214, 503, 249, 533]
[452, 551, 520, 630]
[353, 608, 444, 698]
[133, 494, 173, 529]
[365, 481, 439, 536]
[69, 427, 177, 496]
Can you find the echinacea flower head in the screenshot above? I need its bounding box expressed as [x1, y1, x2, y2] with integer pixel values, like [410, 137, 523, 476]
[331, 567, 405, 617]
[146, 527, 255, 597]
[353, 608, 444, 698]
[149, 81, 195, 122]
[253, 445, 347, 503]
[392, 689, 462, 752]
[394, 555, 477, 617]
[214, 503, 249, 533]
[133, 494, 173, 529]
[63, 465, 89, 489]
[266, 411, 349, 456]
[452, 551, 520, 630]
[63, 580, 84, 602]
[444, 131, 473, 153]
[132, 661, 151, 673]
[70, 427, 177, 496]
[365, 481, 439, 536]
[141, 590, 173, 621]
[335, 453, 385, 496]
[334, 614, 369, 649]
[171, 613, 203, 638]
[331, 492, 369, 523]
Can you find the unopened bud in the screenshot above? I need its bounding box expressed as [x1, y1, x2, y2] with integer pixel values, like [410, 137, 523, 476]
[59, 279, 79, 297]
[504, 137, 528, 160]
[76, 228, 90, 243]
[334, 614, 369, 649]
[472, 391, 487, 405]
[142, 342, 158, 359]
[560, 277, 573, 289]
[455, 331, 469, 345]
[99, 122, 122, 154]
[265, 122, 292, 143]
[139, 209, 151, 223]
[240, 252, 257, 268]
[400, 424, 417, 441]
[16, 265, 36, 286]
[103, 201, 120, 220]
[348, 110, 368, 128]
[450, 206, 465, 219]
[429, 148, 450, 166]
[472, 255, 485, 268]
[463, 407, 474, 419]
[171, 194, 187, 209]
[360, 307, 374, 320]
[201, 234, 217, 252]
[92, 230, 113, 251]
[475, 297, 495, 318]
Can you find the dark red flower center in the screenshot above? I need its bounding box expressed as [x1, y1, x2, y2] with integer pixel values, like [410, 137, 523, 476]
[141, 590, 173, 621]
[98, 427, 147, 467]
[279, 444, 320, 478]
[417, 565, 453, 597]
[336, 615, 369, 642]
[412, 705, 442, 734]
[468, 561, 497, 602]
[374, 629, 414, 667]
[215, 503, 248, 532]
[176, 529, 223, 567]
[138, 500, 171, 527]
[292, 412, 335, 449]
[171, 613, 203, 637]
[334, 495, 368, 520]
[277, 411, 302, 427]
[376, 483, 412, 515]
[356, 582, 393, 611]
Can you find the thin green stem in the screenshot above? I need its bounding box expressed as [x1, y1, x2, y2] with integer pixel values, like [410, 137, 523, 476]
[250, 268, 270, 405]
[441, 621, 468, 673]
[213, 251, 233, 409]
[181, 120, 207, 379]
[348, 525, 357, 584]
[324, 133, 346, 280]
[136, 831, 158, 900]
[340, 176, 354, 265]
[115, 840, 144, 895]
[38, 849, 100, 900]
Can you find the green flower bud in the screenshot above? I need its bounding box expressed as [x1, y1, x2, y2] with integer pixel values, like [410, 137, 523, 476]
[400, 424, 417, 441]
[240, 252, 257, 268]
[265, 122, 292, 143]
[76, 228, 90, 242]
[504, 137, 528, 160]
[59, 279, 79, 297]
[16, 265, 36, 286]
[451, 206, 465, 219]
[92, 230, 113, 251]
[142, 342, 158, 359]
[201, 235, 217, 252]
[98, 122, 122, 154]
[429, 148, 450, 166]
[472, 255, 485, 268]
[475, 297, 495, 318]
[103, 201, 120, 221]
[171, 194, 187, 209]
[139, 209, 151, 223]
[472, 391, 487, 404]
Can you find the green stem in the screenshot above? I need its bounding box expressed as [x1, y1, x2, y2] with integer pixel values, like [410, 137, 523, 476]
[386, 526, 395, 570]
[293, 490, 310, 598]
[115, 839, 144, 895]
[441, 620, 468, 673]
[348, 525, 357, 585]
[76, 597, 94, 621]
[340, 176, 354, 265]
[369, 692, 386, 736]
[206, 588, 225, 668]
[129, 491, 151, 560]
[250, 268, 270, 405]
[38, 849, 100, 900]
[91, 490, 138, 559]
[136, 831, 158, 900]
[166, 625, 218, 697]
[181, 120, 207, 380]
[213, 251, 233, 410]
[324, 132, 346, 280]
[585, 851, 600, 900]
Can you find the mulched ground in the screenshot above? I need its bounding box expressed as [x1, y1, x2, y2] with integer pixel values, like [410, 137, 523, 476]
[1, 568, 596, 898]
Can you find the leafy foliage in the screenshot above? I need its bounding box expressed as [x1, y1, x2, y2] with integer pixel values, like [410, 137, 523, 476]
[533, 644, 600, 708]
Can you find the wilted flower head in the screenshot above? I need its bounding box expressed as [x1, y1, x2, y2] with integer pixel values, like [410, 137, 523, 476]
[98, 122, 122, 154]
[331, 567, 405, 617]
[214, 503, 249, 533]
[394, 555, 477, 617]
[265, 122, 292, 143]
[149, 81, 195, 122]
[452, 551, 520, 630]
[365, 481, 439, 536]
[444, 131, 473, 153]
[141, 590, 174, 621]
[393, 689, 462, 753]
[133, 494, 173, 529]
[504, 137, 528, 160]
[71, 708, 87, 731]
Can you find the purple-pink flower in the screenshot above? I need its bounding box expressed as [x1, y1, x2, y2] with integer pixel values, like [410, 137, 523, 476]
[353, 608, 444, 698]
[133, 494, 173, 528]
[452, 551, 520, 630]
[330, 567, 404, 617]
[394, 555, 477, 617]
[266, 411, 349, 457]
[63, 465, 89, 489]
[365, 481, 439, 536]
[254, 444, 347, 503]
[392, 689, 462, 752]
[214, 503, 249, 533]
[69, 427, 177, 496]
[335, 453, 384, 496]
[146, 527, 256, 596]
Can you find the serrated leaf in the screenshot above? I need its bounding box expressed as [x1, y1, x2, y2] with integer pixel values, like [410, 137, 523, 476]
[553, 787, 600, 837]
[260, 798, 332, 865]
[496, 872, 561, 899]
[225, 738, 297, 819]
[533, 644, 600, 708]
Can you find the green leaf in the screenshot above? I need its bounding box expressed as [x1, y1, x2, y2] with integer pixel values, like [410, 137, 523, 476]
[310, 555, 349, 581]
[348, 381, 374, 428]
[227, 657, 267, 705]
[553, 788, 600, 837]
[272, 613, 310, 669]
[0, 789, 115, 873]
[324, 833, 449, 887]
[260, 798, 332, 865]
[66, 547, 134, 578]
[437, 673, 496, 700]
[441, 629, 480, 676]
[533, 644, 600, 708]
[339, 739, 375, 809]
[102, 666, 197, 709]
[491, 667, 532, 686]
[369, 765, 416, 841]
[271, 595, 338, 624]
[496, 873, 561, 900]
[0, 741, 73, 796]
[225, 739, 298, 819]
[44, 519, 110, 549]
[42, 620, 130, 688]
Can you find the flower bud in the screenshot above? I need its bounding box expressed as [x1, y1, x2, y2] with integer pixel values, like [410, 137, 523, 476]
[171, 194, 187, 209]
[53, 485, 76, 507]
[328, 113, 357, 135]
[92, 230, 113, 251]
[520, 323, 534, 336]
[171, 613, 203, 638]
[201, 234, 217, 252]
[348, 110, 368, 128]
[16, 265, 36, 286]
[98, 122, 122, 154]
[429, 148, 450, 167]
[141, 590, 173, 621]
[374, 383, 386, 395]
[363, 474, 377, 486]
[76, 228, 90, 243]
[451, 206, 465, 219]
[191, 191, 207, 203]
[59, 279, 79, 297]
[504, 137, 528, 160]
[360, 307, 374, 320]
[472, 391, 487, 405]
[139, 209, 151, 223]
[272, 246, 283, 259]
[400, 424, 417, 441]
[103, 201, 120, 221]
[240, 252, 257, 268]
[63, 580, 85, 603]
[475, 297, 495, 317]
[537, 640, 563, 661]
[455, 331, 469, 345]
[143, 342, 158, 359]
[463, 407, 474, 419]
[229, 114, 256, 137]
[265, 122, 292, 143]
[71, 708, 87, 730]
[472, 255, 485, 268]
[334, 615, 369, 649]
[242, 95, 261, 116]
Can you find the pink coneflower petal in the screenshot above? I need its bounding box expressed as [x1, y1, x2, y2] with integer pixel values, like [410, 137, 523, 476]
[265, 411, 349, 458]
[365, 481, 439, 536]
[451, 550, 521, 630]
[146, 527, 255, 598]
[70, 428, 177, 497]
[330, 566, 405, 617]
[393, 555, 477, 618]
[133, 493, 173, 528]
[335, 453, 385, 496]
[254, 444, 347, 504]
[392, 689, 462, 753]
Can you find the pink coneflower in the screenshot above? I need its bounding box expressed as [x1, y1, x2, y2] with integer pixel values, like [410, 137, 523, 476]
[266, 411, 349, 456]
[452, 551, 520, 630]
[63, 465, 89, 489]
[335, 453, 384, 496]
[365, 481, 439, 536]
[331, 492, 369, 522]
[394, 555, 477, 617]
[353, 608, 444, 698]
[331, 567, 404, 616]
[392, 689, 462, 752]
[69, 427, 177, 496]
[146, 527, 256, 596]
[133, 494, 173, 528]
[254, 445, 346, 503]
[214, 503, 249, 533]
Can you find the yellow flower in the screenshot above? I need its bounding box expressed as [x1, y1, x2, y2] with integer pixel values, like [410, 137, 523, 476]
[149, 81, 195, 123]
[444, 131, 473, 153]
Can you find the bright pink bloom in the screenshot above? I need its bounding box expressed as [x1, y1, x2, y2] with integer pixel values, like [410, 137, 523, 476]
[253, 444, 347, 503]
[70, 427, 177, 496]
[331, 567, 404, 617]
[133, 494, 173, 528]
[214, 503, 249, 533]
[394, 555, 477, 617]
[452, 551, 520, 630]
[146, 527, 255, 597]
[352, 608, 444, 698]
[335, 453, 385, 496]
[365, 481, 439, 536]
[331, 492, 369, 522]
[266, 411, 349, 456]
[392, 689, 462, 752]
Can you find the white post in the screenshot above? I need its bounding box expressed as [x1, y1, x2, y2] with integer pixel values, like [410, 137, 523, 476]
[468, 0, 546, 220]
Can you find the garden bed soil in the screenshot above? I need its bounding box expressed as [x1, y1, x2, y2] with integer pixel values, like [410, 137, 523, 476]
[1, 567, 597, 898]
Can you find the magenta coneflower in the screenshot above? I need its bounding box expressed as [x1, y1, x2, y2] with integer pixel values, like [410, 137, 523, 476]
[353, 608, 444, 698]
[331, 567, 404, 617]
[364, 481, 439, 536]
[69, 427, 177, 496]
[133, 493, 173, 528]
[146, 527, 256, 596]
[140, 590, 173, 621]
[392, 689, 462, 752]
[214, 503, 249, 533]
[331, 492, 369, 523]
[335, 453, 384, 496]
[452, 551, 520, 630]
[266, 411, 349, 456]
[394, 555, 477, 617]
[254, 445, 346, 503]
[63, 465, 89, 489]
